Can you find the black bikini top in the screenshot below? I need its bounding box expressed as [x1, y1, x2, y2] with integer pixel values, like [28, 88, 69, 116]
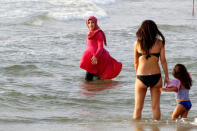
[137, 52, 160, 59]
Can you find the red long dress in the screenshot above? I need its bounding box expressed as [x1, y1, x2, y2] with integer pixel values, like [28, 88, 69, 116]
[80, 31, 122, 79]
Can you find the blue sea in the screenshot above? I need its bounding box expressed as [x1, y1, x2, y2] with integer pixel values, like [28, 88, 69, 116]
[0, 0, 197, 130]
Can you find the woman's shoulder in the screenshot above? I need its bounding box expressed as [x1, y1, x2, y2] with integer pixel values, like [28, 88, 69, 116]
[134, 40, 137, 46]
[96, 31, 104, 40]
[134, 40, 140, 48]
[154, 39, 164, 50]
[134, 41, 141, 52]
[155, 38, 163, 45]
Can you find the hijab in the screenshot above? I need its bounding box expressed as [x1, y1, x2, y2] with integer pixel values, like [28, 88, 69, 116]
[86, 16, 107, 46]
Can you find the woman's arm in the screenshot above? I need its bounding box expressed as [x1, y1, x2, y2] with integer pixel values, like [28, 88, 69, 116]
[160, 42, 169, 85]
[94, 34, 104, 58]
[134, 41, 139, 72]
[91, 32, 104, 65]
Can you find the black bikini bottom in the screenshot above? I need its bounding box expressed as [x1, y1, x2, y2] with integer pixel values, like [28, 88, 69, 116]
[137, 74, 161, 88]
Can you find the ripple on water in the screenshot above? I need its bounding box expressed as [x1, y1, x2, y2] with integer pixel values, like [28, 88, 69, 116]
[1, 64, 53, 77]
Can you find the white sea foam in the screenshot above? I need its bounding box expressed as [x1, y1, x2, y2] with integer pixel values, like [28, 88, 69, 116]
[88, 0, 116, 5]
[0, 0, 111, 23]
[47, 0, 108, 20]
[191, 118, 197, 126]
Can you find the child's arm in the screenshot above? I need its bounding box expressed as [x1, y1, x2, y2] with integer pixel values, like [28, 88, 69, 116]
[160, 86, 178, 92]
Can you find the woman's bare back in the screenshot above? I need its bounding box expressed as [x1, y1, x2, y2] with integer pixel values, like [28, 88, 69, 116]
[135, 39, 163, 75]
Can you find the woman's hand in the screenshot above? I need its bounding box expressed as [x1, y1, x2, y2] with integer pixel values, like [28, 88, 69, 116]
[160, 88, 167, 92]
[164, 76, 169, 86]
[91, 56, 97, 65]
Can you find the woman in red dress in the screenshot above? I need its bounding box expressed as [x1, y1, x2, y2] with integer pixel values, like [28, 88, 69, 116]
[80, 16, 122, 81]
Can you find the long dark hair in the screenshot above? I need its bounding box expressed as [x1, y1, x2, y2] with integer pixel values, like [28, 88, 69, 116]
[136, 20, 165, 55]
[172, 64, 192, 89]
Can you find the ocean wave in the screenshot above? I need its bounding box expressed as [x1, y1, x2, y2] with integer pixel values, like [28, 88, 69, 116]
[3, 65, 38, 71]
[88, 0, 116, 5]
[1, 65, 53, 77]
[23, 12, 48, 26]
[0, 0, 112, 24]
[47, 0, 108, 21]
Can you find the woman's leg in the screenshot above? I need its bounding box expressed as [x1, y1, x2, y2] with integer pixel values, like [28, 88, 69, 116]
[85, 71, 95, 81]
[150, 78, 162, 120]
[133, 78, 147, 120]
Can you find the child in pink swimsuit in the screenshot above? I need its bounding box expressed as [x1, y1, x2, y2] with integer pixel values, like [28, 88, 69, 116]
[80, 16, 122, 81]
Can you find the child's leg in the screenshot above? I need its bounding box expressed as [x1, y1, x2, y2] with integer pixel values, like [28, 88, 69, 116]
[181, 110, 189, 118]
[178, 101, 191, 118]
[171, 104, 187, 120]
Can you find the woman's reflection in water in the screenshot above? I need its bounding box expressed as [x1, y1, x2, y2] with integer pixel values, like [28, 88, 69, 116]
[132, 121, 160, 131]
[80, 79, 120, 96]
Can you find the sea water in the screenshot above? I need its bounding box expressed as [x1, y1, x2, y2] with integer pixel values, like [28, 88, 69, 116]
[0, 0, 197, 130]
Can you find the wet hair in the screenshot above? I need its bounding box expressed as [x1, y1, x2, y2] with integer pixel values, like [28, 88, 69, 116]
[172, 64, 192, 89]
[136, 20, 165, 55]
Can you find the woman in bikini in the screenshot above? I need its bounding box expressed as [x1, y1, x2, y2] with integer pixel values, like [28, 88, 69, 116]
[133, 20, 169, 120]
